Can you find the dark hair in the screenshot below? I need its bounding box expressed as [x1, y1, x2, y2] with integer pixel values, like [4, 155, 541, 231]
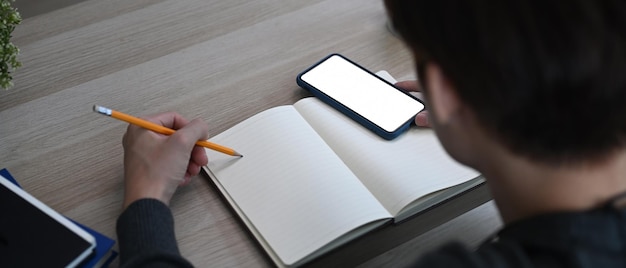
[385, 0, 626, 163]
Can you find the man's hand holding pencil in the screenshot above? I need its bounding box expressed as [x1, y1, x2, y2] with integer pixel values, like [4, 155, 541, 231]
[93, 106, 243, 209]
[119, 111, 209, 209]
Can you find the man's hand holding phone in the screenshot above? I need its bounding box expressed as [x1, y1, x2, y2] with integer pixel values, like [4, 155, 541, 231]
[395, 80, 431, 128]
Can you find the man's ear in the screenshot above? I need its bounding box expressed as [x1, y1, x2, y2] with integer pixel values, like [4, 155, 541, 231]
[424, 63, 461, 125]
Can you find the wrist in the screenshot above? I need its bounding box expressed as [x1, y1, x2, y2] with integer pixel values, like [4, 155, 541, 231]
[123, 180, 175, 209]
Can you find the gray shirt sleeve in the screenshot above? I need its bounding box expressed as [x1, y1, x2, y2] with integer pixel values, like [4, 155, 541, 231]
[116, 198, 194, 268]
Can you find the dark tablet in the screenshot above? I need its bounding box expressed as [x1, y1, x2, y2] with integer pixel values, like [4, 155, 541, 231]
[0, 175, 96, 267]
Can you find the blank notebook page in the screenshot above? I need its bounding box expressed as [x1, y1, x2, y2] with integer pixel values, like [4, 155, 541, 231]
[294, 98, 479, 216]
[206, 106, 390, 265]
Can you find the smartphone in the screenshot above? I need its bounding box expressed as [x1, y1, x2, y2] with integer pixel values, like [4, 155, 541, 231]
[297, 54, 425, 140]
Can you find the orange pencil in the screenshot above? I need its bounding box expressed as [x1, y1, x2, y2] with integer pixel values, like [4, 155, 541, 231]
[93, 105, 242, 157]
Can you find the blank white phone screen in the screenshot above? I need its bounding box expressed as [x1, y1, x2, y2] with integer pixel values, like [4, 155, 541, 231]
[300, 55, 425, 132]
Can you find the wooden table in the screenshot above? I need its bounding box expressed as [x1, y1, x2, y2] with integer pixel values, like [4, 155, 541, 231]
[0, 0, 491, 266]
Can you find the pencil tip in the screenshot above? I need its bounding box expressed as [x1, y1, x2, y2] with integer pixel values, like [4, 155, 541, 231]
[233, 152, 243, 158]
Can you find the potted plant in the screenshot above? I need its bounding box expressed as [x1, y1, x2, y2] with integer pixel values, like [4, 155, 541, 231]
[0, 0, 21, 89]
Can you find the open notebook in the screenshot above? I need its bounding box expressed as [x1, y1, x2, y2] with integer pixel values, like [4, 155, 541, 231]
[202, 71, 481, 267]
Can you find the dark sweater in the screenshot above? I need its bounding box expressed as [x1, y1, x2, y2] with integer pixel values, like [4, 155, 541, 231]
[116, 199, 193, 268]
[117, 198, 626, 267]
[412, 200, 626, 267]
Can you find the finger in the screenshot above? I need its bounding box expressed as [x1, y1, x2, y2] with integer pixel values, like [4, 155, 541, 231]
[181, 162, 202, 186]
[187, 162, 202, 177]
[415, 111, 431, 127]
[143, 112, 190, 130]
[181, 118, 210, 141]
[169, 118, 210, 152]
[395, 80, 422, 92]
[190, 145, 209, 167]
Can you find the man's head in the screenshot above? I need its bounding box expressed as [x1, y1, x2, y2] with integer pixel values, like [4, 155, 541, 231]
[385, 0, 626, 165]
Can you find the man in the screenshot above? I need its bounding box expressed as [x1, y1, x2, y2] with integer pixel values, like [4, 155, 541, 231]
[384, 0, 626, 266]
[116, 0, 626, 267]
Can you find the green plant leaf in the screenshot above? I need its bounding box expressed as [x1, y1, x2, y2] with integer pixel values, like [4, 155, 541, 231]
[0, 0, 21, 90]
